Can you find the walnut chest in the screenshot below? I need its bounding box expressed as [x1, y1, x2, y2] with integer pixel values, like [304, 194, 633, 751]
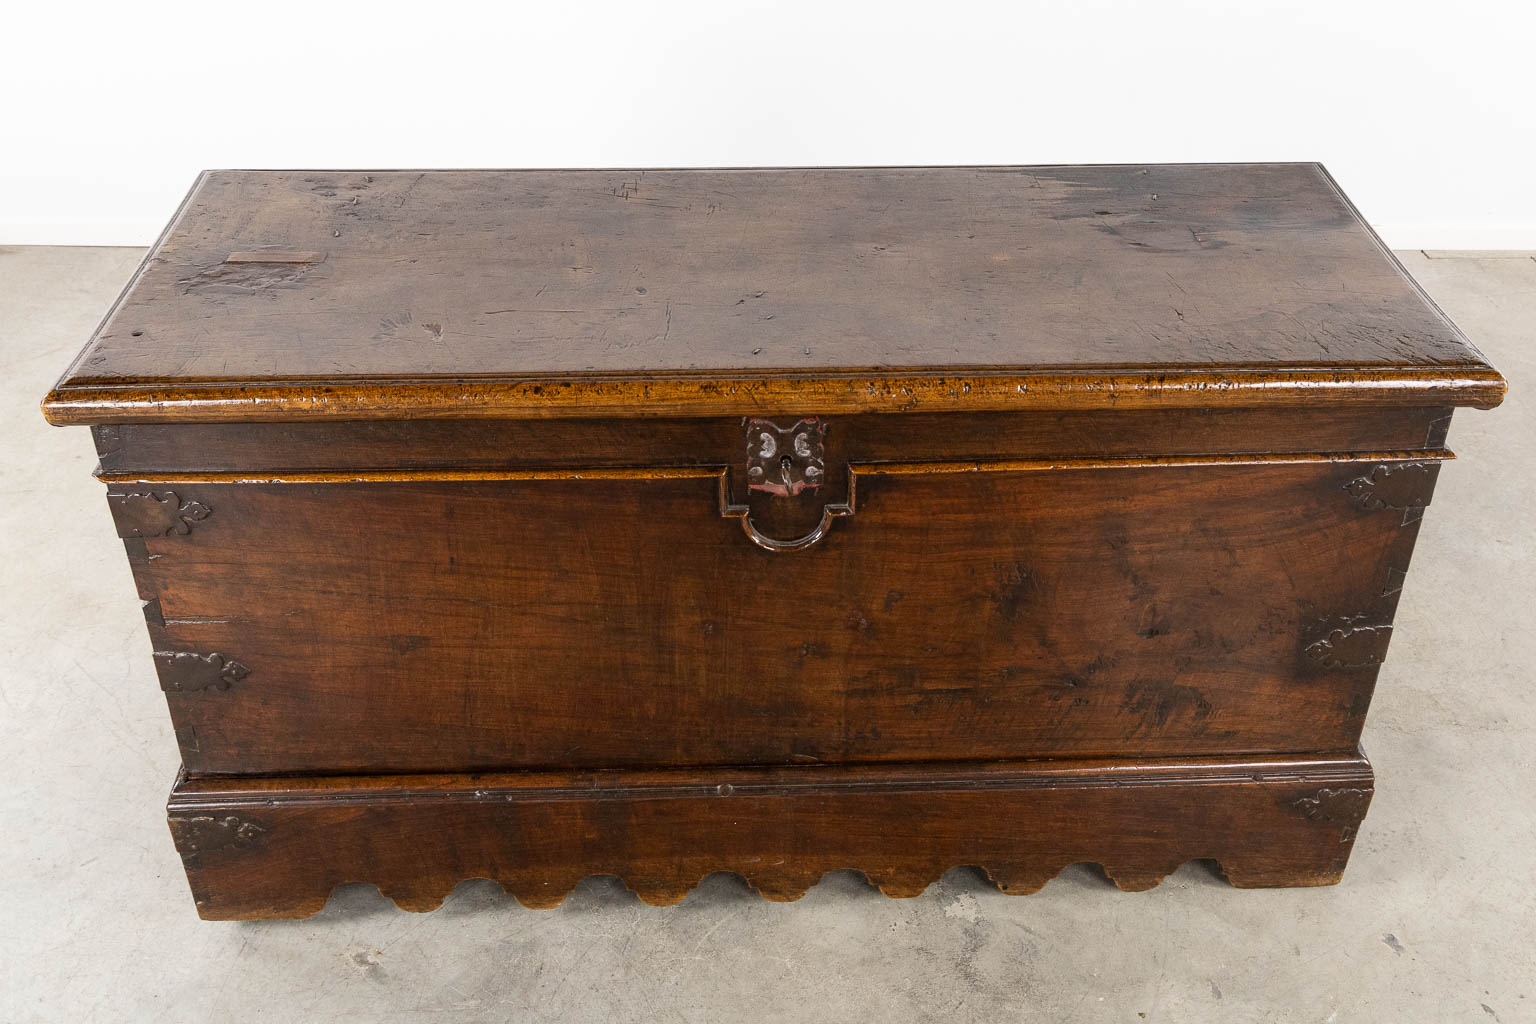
[42, 165, 1505, 919]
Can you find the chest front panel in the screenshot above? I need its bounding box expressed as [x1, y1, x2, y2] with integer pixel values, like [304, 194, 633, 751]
[111, 423, 1439, 775]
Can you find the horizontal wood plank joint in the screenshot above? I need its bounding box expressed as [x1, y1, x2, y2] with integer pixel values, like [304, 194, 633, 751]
[94, 449, 1454, 486]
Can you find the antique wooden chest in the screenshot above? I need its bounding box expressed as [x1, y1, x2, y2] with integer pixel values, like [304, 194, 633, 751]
[42, 165, 1505, 919]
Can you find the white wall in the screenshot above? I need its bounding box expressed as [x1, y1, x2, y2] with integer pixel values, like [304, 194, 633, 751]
[5, 0, 1532, 249]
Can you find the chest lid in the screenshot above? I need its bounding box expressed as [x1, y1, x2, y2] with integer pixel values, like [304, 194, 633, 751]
[42, 164, 1504, 424]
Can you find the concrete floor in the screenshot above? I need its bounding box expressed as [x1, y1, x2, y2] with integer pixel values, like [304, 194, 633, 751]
[2, 246, 1531, 1023]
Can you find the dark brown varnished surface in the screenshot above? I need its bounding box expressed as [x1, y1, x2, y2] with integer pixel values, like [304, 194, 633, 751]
[39, 165, 1508, 916]
[93, 405, 1453, 474]
[168, 753, 1375, 920]
[42, 164, 1504, 423]
[119, 452, 1433, 775]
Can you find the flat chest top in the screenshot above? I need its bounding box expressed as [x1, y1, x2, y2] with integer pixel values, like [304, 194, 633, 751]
[44, 164, 1504, 423]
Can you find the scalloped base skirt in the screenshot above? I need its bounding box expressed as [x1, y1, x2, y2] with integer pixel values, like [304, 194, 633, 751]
[167, 752, 1374, 920]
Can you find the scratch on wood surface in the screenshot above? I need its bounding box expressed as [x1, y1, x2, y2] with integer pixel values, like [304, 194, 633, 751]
[376, 312, 445, 344]
[224, 250, 326, 265]
[179, 261, 316, 294]
[397, 172, 426, 208]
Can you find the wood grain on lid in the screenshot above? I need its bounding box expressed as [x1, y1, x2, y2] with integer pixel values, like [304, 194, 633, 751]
[43, 164, 1505, 423]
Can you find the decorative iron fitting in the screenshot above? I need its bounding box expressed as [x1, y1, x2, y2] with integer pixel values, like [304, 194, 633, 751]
[170, 814, 267, 859]
[1305, 616, 1393, 669]
[1291, 788, 1373, 826]
[745, 417, 827, 497]
[1344, 463, 1437, 526]
[723, 417, 851, 552]
[155, 651, 250, 693]
[109, 490, 212, 537]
